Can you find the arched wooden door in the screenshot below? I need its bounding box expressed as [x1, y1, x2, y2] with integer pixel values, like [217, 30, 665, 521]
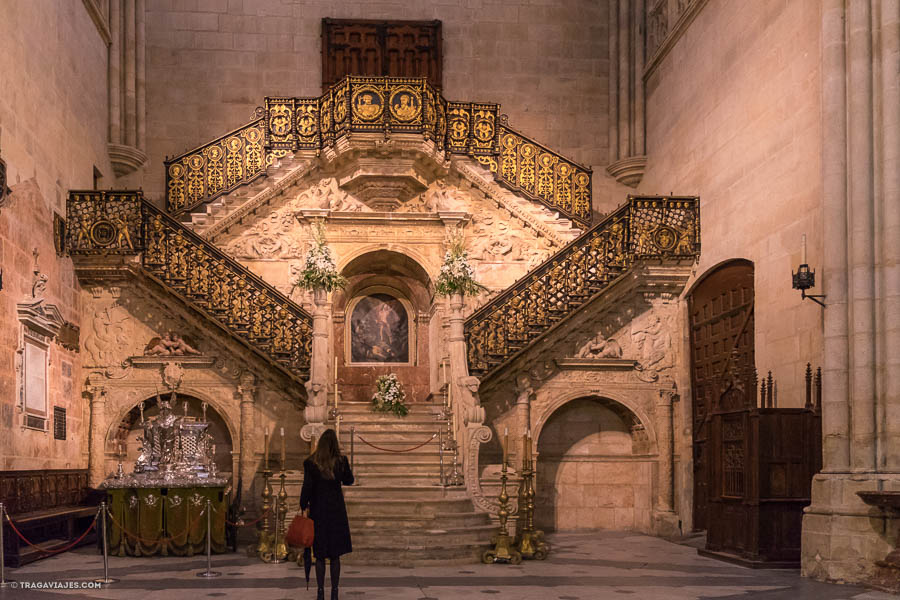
[688, 260, 754, 531]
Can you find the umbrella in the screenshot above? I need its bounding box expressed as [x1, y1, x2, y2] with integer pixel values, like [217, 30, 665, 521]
[303, 547, 313, 589]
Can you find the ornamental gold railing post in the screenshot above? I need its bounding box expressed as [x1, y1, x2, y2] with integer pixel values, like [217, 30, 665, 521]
[482, 458, 521, 564]
[271, 470, 288, 563]
[515, 434, 549, 560]
[251, 468, 273, 560]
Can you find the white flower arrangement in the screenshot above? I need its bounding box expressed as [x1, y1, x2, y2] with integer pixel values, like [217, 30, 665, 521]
[371, 373, 409, 417]
[295, 220, 347, 292]
[435, 227, 485, 297]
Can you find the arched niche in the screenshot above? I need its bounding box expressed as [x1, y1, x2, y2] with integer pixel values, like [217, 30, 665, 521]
[332, 249, 435, 403]
[107, 392, 235, 478]
[534, 395, 654, 534]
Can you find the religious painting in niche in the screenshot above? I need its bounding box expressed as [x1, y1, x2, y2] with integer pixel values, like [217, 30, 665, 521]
[350, 294, 409, 363]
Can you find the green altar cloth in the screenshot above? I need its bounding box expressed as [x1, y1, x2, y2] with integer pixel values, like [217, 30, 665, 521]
[106, 486, 226, 556]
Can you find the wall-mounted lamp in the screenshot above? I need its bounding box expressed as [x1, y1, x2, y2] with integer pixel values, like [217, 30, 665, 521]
[792, 234, 826, 308]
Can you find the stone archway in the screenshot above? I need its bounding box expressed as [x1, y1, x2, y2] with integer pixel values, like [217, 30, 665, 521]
[534, 396, 655, 533]
[333, 249, 435, 404]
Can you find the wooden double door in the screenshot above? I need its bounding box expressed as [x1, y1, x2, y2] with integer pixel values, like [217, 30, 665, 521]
[688, 260, 754, 530]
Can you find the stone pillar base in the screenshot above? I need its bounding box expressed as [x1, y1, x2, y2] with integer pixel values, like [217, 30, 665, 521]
[802, 472, 900, 585]
[650, 510, 681, 539]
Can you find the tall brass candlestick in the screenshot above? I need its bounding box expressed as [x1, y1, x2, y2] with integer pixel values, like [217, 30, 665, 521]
[280, 427, 286, 471]
[482, 455, 522, 564]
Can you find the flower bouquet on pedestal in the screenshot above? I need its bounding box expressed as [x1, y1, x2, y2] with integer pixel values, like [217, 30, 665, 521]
[295, 220, 347, 293]
[371, 373, 409, 418]
[435, 227, 486, 297]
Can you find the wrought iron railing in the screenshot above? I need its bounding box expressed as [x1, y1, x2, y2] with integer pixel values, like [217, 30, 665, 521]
[163, 77, 592, 226]
[473, 125, 592, 225]
[164, 117, 267, 215]
[465, 196, 700, 376]
[65, 191, 313, 380]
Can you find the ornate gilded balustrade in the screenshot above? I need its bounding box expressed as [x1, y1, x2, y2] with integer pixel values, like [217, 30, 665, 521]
[465, 196, 700, 376]
[165, 117, 266, 215]
[164, 76, 592, 226]
[65, 191, 313, 381]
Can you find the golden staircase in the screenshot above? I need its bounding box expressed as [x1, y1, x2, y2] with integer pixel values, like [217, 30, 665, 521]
[64, 190, 312, 382]
[465, 196, 701, 377]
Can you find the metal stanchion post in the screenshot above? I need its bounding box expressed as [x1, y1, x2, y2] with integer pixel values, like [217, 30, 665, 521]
[94, 502, 118, 585]
[1, 503, 15, 588]
[197, 498, 221, 577]
[350, 426, 355, 481]
[438, 427, 446, 486]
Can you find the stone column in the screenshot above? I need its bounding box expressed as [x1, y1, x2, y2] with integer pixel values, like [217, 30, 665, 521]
[651, 386, 679, 537]
[87, 383, 109, 488]
[237, 372, 257, 497]
[847, 0, 877, 473]
[108, 0, 121, 146]
[656, 387, 675, 512]
[107, 0, 147, 177]
[880, 0, 900, 469]
[606, 0, 647, 187]
[820, 0, 851, 474]
[301, 288, 330, 445]
[802, 0, 900, 583]
[447, 292, 472, 471]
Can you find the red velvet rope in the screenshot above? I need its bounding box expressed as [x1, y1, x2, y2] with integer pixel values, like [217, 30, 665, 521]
[211, 506, 270, 527]
[104, 504, 208, 545]
[3, 510, 97, 556]
[355, 432, 437, 453]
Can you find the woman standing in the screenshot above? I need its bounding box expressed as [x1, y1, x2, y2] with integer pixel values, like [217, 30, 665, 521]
[300, 428, 354, 600]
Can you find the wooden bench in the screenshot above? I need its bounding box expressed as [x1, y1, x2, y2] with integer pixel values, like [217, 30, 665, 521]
[1, 469, 103, 567]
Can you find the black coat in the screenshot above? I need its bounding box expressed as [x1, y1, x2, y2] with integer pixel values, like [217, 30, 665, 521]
[299, 455, 354, 559]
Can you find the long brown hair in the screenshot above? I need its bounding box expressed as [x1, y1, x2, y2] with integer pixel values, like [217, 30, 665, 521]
[311, 428, 341, 480]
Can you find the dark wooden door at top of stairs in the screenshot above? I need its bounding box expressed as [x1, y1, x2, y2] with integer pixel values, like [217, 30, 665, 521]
[688, 260, 755, 532]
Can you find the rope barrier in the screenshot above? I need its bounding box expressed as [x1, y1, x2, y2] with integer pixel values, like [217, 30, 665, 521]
[211, 506, 270, 528]
[355, 432, 437, 453]
[104, 505, 208, 545]
[3, 511, 97, 556]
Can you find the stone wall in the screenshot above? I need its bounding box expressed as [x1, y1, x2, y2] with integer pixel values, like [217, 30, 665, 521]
[143, 0, 620, 208]
[0, 1, 113, 470]
[639, 0, 824, 405]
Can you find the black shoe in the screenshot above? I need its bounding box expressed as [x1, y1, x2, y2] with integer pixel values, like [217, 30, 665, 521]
[316, 588, 325, 600]
[331, 588, 339, 600]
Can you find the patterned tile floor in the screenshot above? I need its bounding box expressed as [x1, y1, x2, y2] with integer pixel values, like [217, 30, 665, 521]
[0, 531, 895, 600]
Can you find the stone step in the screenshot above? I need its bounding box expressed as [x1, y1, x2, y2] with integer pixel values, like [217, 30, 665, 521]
[349, 511, 490, 530]
[345, 497, 476, 516]
[349, 449, 442, 461]
[350, 472, 442, 485]
[344, 485, 470, 500]
[352, 524, 495, 548]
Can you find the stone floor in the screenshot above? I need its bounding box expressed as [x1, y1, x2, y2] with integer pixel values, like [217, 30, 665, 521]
[1, 531, 895, 600]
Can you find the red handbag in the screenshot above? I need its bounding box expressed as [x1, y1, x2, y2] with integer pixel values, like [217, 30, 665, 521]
[285, 514, 314, 547]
